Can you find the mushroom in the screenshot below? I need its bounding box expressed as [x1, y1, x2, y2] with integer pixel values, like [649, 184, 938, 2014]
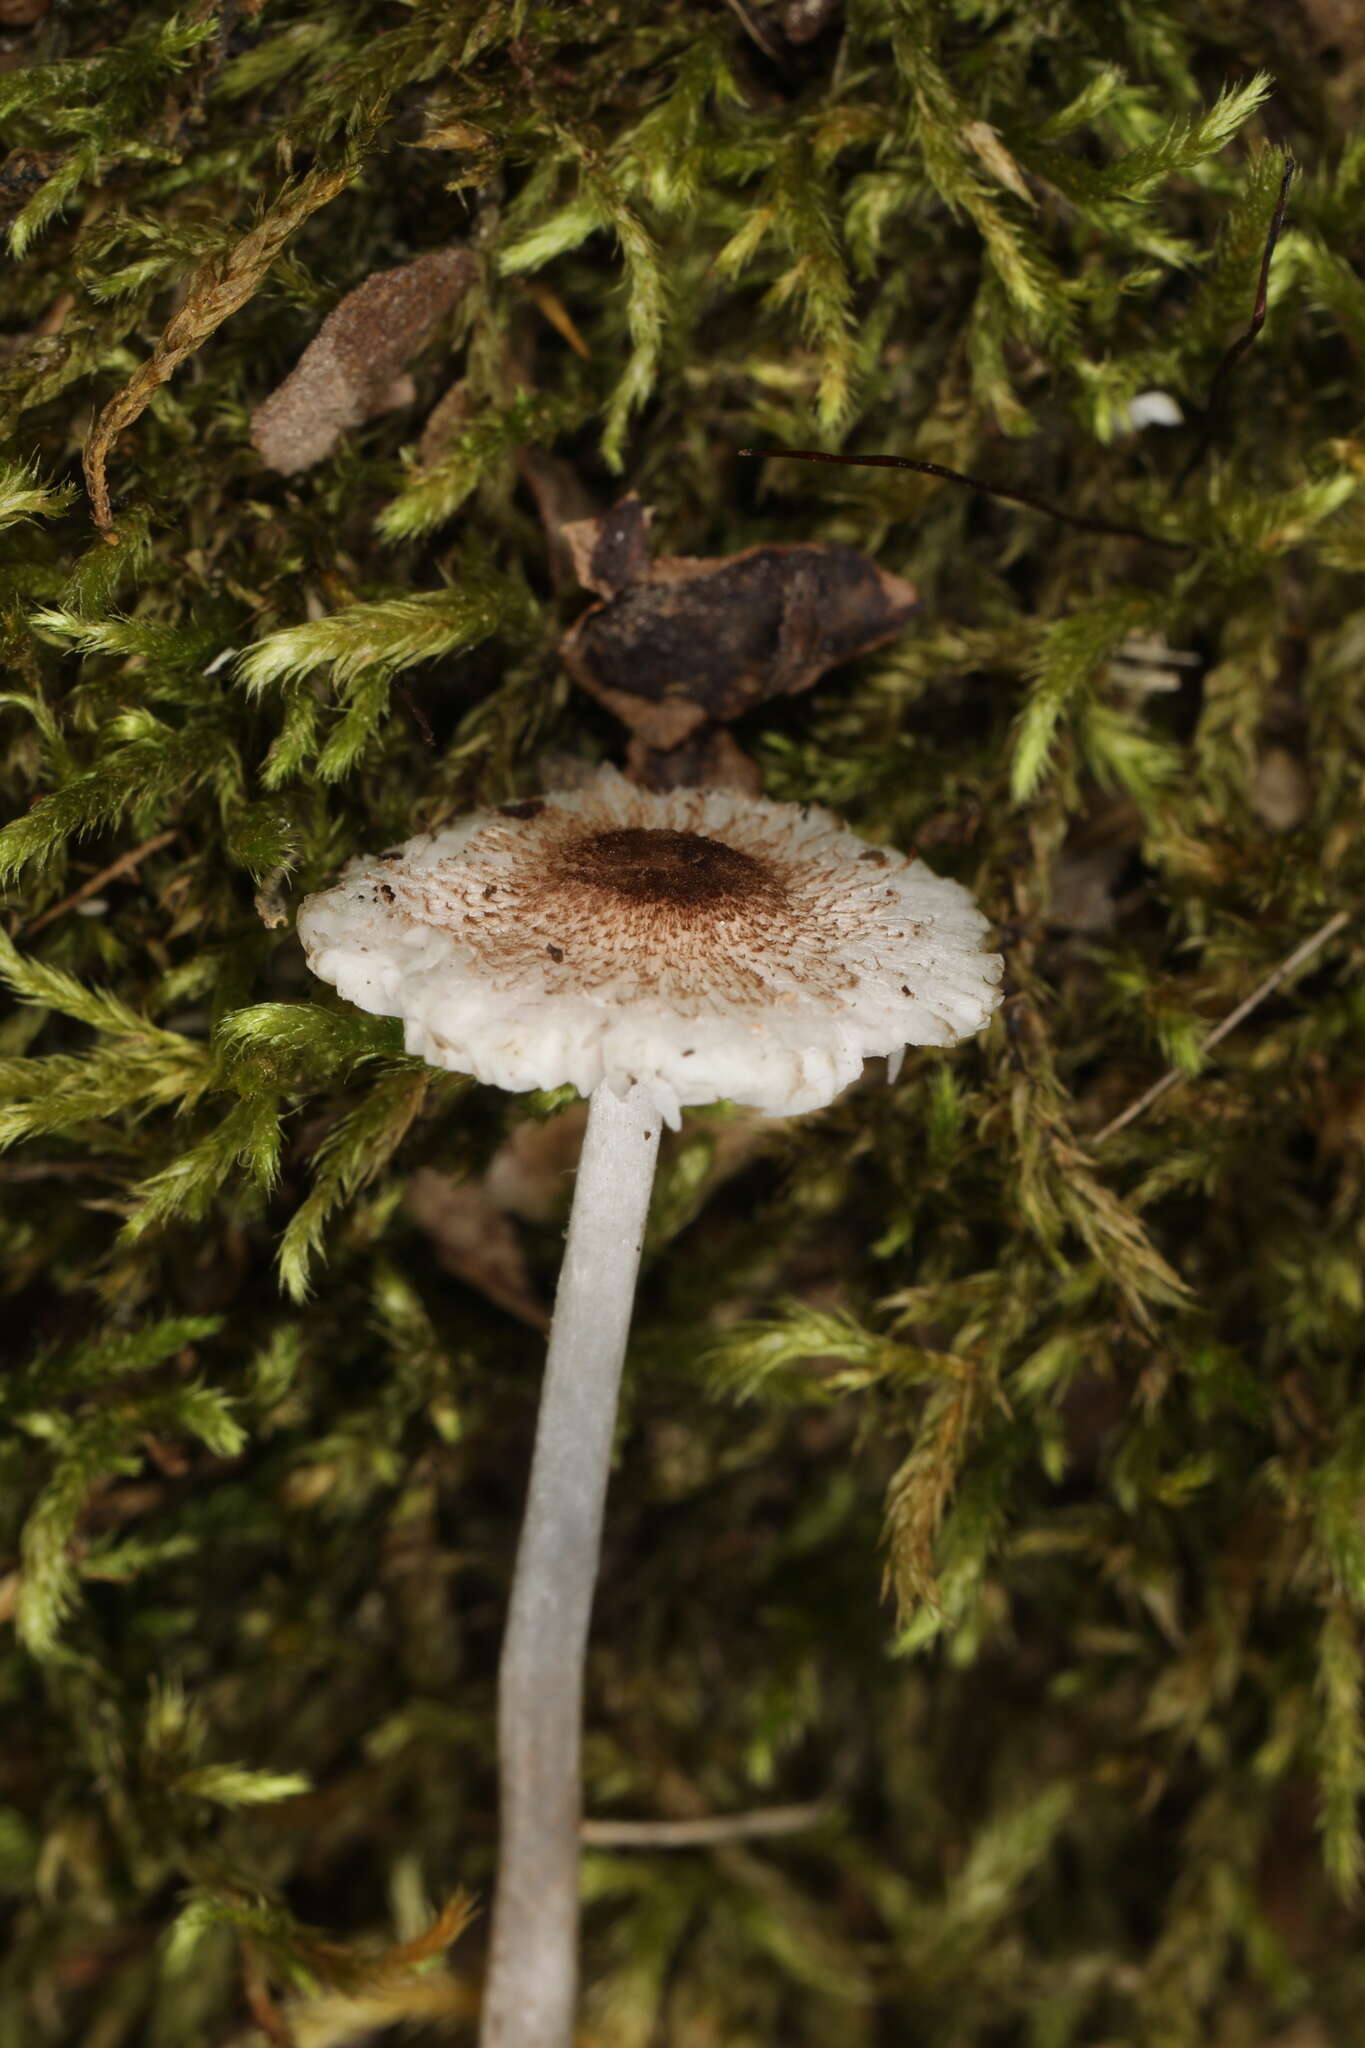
[296, 764, 1003, 2048]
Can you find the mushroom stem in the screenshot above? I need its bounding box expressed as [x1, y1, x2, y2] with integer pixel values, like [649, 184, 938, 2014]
[480, 1080, 662, 2048]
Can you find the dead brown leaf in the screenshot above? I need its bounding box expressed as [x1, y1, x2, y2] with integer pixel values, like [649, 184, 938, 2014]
[251, 246, 478, 476]
[418, 376, 469, 467]
[0, 148, 58, 220]
[562, 493, 653, 597]
[519, 448, 604, 594]
[406, 1168, 549, 1330]
[560, 497, 917, 749]
[1046, 847, 1127, 934]
[483, 1105, 589, 1223]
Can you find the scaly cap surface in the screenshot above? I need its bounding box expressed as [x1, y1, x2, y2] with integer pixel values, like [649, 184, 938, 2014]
[298, 765, 1003, 1124]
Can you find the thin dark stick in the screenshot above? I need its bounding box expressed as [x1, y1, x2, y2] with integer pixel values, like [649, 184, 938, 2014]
[398, 684, 435, 749]
[1171, 153, 1295, 498]
[737, 447, 1189, 553]
[1205, 155, 1295, 415]
[743, 156, 1296, 545]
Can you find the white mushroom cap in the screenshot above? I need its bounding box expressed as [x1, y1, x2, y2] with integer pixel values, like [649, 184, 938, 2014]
[297, 765, 1003, 1126]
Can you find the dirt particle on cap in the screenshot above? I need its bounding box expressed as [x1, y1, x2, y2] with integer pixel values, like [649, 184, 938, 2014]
[546, 942, 564, 962]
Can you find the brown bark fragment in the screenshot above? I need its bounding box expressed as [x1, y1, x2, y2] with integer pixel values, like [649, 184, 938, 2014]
[251, 247, 478, 475]
[561, 527, 917, 748]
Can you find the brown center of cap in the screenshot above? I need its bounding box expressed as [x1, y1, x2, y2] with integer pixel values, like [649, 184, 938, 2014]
[558, 826, 781, 914]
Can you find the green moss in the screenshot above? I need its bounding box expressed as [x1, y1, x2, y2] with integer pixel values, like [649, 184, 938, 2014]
[2, 0, 1364, 2040]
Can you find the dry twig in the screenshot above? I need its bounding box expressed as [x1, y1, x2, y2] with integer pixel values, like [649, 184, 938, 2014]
[580, 1799, 833, 1849]
[1094, 906, 1352, 1144]
[740, 445, 1189, 552]
[83, 160, 355, 533]
[23, 828, 178, 935]
[242, 1946, 296, 2048]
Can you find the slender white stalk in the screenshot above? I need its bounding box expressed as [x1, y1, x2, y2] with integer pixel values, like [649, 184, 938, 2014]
[480, 1081, 662, 2048]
